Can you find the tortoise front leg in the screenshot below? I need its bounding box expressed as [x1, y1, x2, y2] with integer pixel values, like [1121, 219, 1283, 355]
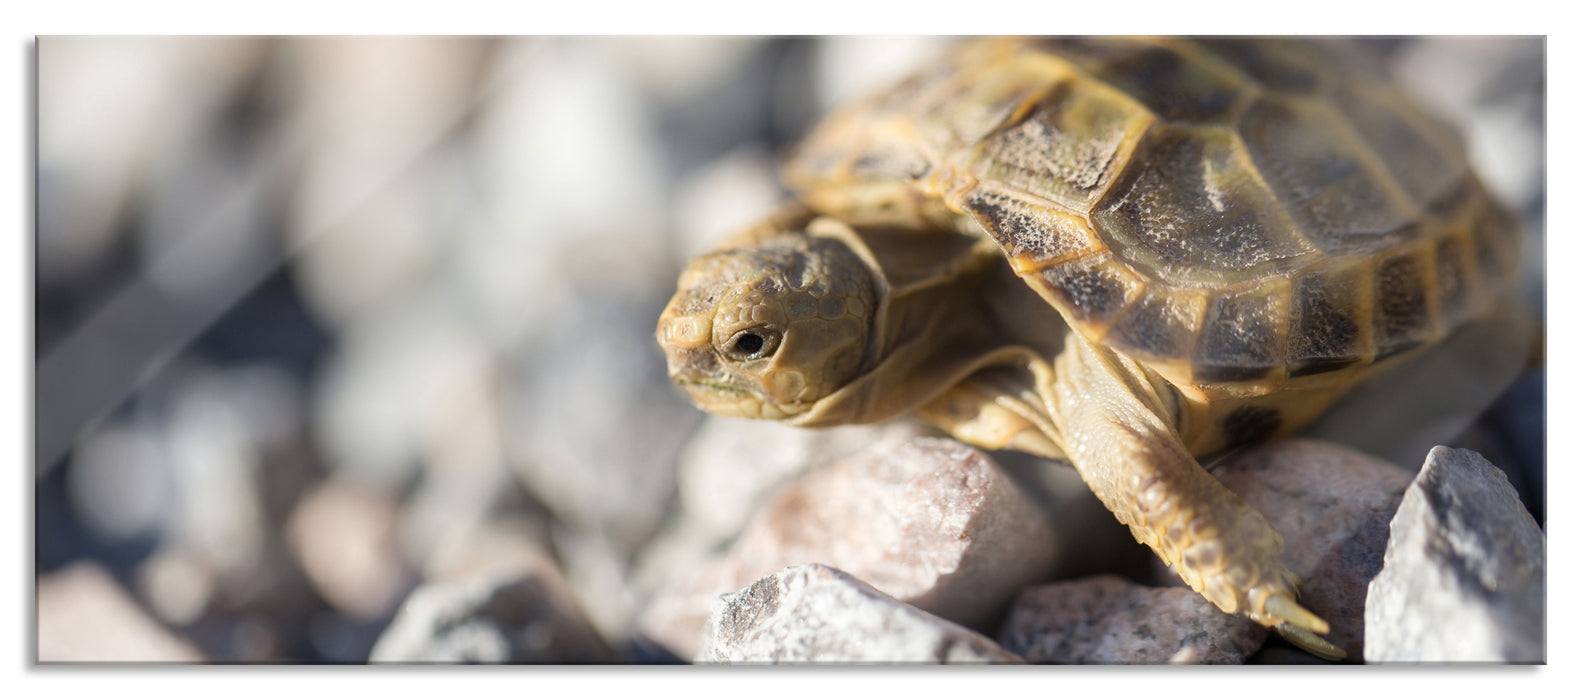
[1043, 334, 1345, 660]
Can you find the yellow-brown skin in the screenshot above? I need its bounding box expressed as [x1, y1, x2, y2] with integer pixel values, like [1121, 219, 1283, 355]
[658, 37, 1525, 661]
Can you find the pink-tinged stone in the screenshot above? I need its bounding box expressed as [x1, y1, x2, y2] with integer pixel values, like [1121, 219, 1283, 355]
[1201, 438, 1415, 660]
[641, 437, 1056, 658]
[998, 574, 1265, 664]
[286, 480, 410, 619]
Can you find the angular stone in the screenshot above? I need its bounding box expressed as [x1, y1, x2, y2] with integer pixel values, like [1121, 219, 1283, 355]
[370, 567, 614, 664]
[38, 562, 204, 663]
[699, 564, 1020, 663]
[640, 437, 1057, 658]
[1364, 446, 1545, 663]
[998, 575, 1265, 664]
[1200, 439, 1414, 660]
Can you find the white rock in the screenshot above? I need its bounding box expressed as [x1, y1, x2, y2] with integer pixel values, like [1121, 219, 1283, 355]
[699, 564, 1019, 664]
[1364, 447, 1545, 663]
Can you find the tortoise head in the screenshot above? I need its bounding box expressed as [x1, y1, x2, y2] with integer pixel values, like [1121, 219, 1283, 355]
[657, 226, 877, 420]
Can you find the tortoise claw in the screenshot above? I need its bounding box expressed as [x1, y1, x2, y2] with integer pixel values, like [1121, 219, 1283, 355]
[1276, 622, 1347, 661]
[1265, 594, 1344, 660]
[1265, 593, 1329, 635]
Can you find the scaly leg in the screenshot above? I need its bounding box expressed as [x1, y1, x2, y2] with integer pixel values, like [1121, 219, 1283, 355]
[915, 365, 1066, 460]
[1043, 334, 1344, 660]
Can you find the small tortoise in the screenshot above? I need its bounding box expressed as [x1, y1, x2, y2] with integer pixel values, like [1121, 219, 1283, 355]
[656, 37, 1522, 659]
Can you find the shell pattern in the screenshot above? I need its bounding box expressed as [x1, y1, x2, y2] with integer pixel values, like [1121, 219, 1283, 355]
[786, 37, 1522, 392]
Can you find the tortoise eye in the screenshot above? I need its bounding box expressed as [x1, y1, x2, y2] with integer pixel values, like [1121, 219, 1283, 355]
[726, 328, 780, 360]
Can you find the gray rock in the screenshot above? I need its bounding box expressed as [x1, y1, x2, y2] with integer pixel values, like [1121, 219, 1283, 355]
[999, 575, 1265, 664]
[1201, 439, 1415, 660]
[640, 436, 1057, 658]
[699, 564, 1019, 664]
[38, 562, 204, 663]
[371, 567, 614, 663]
[1364, 446, 1545, 663]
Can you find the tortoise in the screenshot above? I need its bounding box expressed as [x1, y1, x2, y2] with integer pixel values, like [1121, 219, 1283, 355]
[655, 36, 1523, 660]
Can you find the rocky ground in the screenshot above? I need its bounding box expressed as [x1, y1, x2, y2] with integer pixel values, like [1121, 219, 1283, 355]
[35, 36, 1544, 664]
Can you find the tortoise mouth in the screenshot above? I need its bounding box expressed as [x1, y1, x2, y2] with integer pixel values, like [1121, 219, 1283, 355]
[672, 376, 807, 420]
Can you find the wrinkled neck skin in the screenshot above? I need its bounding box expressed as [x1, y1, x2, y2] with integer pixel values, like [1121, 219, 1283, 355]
[785, 216, 1069, 428]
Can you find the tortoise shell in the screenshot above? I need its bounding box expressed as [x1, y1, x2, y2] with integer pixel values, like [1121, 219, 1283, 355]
[784, 37, 1522, 393]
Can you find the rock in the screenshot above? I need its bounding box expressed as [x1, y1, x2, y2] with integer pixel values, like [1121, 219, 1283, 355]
[998, 575, 1265, 664]
[370, 567, 613, 663]
[136, 545, 216, 627]
[1364, 447, 1545, 663]
[551, 523, 646, 650]
[1248, 645, 1340, 665]
[699, 564, 1019, 664]
[659, 415, 930, 555]
[1197, 439, 1414, 660]
[37, 37, 265, 281]
[1453, 370, 1544, 523]
[284, 38, 492, 329]
[286, 480, 410, 619]
[38, 562, 204, 662]
[640, 436, 1057, 658]
[65, 423, 173, 543]
[313, 296, 499, 494]
[501, 278, 697, 559]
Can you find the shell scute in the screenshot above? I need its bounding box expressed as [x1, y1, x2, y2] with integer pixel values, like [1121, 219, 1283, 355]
[1109, 287, 1206, 363]
[971, 76, 1151, 212]
[1192, 283, 1288, 383]
[1237, 95, 1417, 251]
[1038, 37, 1250, 123]
[1196, 39, 1324, 94]
[1371, 248, 1435, 359]
[1035, 254, 1141, 327]
[1094, 123, 1317, 282]
[1286, 262, 1370, 377]
[1330, 79, 1466, 209]
[960, 188, 1101, 270]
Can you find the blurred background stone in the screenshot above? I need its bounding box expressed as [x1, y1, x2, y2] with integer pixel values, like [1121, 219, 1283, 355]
[286, 479, 411, 620]
[39, 562, 205, 662]
[371, 564, 613, 663]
